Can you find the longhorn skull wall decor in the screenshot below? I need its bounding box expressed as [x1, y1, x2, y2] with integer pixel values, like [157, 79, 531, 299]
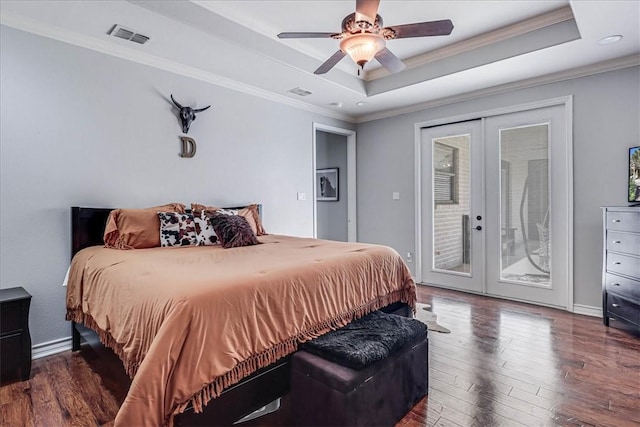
[171, 94, 211, 134]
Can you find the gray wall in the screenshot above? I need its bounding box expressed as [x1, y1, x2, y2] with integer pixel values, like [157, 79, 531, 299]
[316, 131, 348, 241]
[0, 25, 353, 346]
[356, 66, 640, 308]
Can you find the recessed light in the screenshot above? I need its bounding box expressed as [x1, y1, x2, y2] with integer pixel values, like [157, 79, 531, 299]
[598, 35, 623, 45]
[356, 101, 367, 106]
[329, 102, 343, 108]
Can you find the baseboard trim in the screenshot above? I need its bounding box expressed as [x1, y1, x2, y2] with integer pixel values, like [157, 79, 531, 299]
[573, 304, 602, 318]
[32, 336, 72, 360]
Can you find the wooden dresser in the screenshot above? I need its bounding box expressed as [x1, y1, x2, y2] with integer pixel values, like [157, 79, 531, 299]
[602, 207, 640, 330]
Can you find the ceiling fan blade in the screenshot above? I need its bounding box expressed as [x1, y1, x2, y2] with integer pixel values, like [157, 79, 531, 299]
[314, 50, 347, 75]
[388, 19, 454, 39]
[277, 32, 336, 39]
[374, 47, 406, 74]
[355, 0, 380, 24]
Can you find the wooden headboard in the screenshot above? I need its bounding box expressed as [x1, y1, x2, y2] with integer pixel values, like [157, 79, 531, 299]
[71, 207, 113, 258]
[70, 205, 263, 258]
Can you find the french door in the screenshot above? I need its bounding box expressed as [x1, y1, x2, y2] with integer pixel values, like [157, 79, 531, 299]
[420, 120, 484, 293]
[419, 104, 570, 309]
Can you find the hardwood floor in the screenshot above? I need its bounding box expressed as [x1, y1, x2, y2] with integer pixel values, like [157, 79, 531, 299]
[401, 286, 639, 427]
[1, 286, 638, 427]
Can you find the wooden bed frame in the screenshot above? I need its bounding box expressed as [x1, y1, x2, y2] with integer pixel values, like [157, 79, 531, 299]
[69, 206, 410, 425]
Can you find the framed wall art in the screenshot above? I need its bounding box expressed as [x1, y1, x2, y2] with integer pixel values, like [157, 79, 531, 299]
[316, 168, 339, 201]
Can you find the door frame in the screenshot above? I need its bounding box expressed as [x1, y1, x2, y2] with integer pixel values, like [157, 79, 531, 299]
[414, 96, 574, 311]
[312, 123, 357, 242]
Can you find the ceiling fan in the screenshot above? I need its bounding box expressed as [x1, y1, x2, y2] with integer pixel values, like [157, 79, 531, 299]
[277, 0, 454, 75]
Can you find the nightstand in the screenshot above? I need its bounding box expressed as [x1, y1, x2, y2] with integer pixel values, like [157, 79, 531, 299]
[0, 287, 32, 384]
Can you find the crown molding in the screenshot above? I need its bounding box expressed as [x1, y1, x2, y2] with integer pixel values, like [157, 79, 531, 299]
[356, 54, 640, 123]
[0, 11, 357, 123]
[365, 6, 575, 81]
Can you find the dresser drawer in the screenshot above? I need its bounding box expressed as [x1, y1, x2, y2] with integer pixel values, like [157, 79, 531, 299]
[606, 231, 640, 255]
[606, 252, 640, 279]
[607, 293, 640, 326]
[605, 273, 640, 303]
[606, 211, 640, 232]
[0, 301, 22, 335]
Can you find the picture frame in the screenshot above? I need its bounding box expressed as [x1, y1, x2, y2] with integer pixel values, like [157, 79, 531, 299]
[316, 168, 339, 201]
[630, 146, 640, 203]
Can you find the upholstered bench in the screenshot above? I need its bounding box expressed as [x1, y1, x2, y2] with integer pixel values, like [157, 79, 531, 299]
[291, 311, 428, 426]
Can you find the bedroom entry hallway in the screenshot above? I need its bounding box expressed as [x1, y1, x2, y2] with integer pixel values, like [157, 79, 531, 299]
[417, 100, 572, 310]
[313, 123, 357, 242]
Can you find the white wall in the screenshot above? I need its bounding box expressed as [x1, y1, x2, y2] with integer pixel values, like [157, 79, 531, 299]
[356, 66, 640, 309]
[0, 25, 353, 346]
[316, 131, 348, 241]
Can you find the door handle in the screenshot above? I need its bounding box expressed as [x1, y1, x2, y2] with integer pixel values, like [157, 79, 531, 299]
[474, 226, 482, 231]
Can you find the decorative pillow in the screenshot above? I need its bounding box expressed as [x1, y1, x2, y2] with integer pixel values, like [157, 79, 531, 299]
[193, 211, 217, 246]
[104, 203, 186, 249]
[208, 213, 260, 249]
[158, 212, 198, 247]
[191, 203, 266, 236]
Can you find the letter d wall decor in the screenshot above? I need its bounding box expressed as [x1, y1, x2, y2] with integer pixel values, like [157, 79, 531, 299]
[170, 94, 211, 159]
[179, 136, 197, 158]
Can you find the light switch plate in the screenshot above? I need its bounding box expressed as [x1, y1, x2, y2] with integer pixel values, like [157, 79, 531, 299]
[297, 192, 307, 201]
[392, 192, 400, 200]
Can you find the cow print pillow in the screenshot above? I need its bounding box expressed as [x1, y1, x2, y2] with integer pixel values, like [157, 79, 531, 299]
[194, 211, 217, 246]
[208, 213, 260, 249]
[158, 212, 198, 247]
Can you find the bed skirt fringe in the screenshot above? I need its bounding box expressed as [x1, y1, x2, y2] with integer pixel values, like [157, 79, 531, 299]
[65, 309, 141, 377]
[66, 283, 416, 427]
[173, 285, 416, 420]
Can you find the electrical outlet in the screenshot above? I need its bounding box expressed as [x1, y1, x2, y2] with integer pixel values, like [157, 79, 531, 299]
[406, 252, 413, 263]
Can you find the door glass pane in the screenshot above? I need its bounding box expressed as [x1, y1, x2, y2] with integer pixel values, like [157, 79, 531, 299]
[499, 124, 551, 286]
[432, 135, 471, 275]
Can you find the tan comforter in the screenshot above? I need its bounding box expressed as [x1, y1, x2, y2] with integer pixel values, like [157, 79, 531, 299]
[66, 235, 416, 426]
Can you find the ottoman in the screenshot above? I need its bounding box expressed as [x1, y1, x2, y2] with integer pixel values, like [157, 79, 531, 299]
[291, 311, 429, 426]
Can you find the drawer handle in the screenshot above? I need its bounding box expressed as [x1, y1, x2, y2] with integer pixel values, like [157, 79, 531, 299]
[612, 303, 620, 308]
[613, 262, 621, 265]
[612, 219, 621, 223]
[612, 283, 621, 286]
[612, 240, 621, 244]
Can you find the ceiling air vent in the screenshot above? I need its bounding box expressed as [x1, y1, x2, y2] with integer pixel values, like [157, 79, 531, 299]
[287, 87, 313, 97]
[108, 24, 150, 45]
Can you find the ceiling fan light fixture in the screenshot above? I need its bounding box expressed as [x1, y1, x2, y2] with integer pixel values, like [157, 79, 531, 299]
[340, 33, 385, 68]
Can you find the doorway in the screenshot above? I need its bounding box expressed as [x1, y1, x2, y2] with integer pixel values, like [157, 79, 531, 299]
[312, 123, 357, 242]
[416, 100, 572, 309]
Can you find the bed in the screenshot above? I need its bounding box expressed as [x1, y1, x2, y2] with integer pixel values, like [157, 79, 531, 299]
[66, 206, 417, 426]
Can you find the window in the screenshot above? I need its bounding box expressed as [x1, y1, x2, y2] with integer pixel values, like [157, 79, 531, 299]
[433, 142, 458, 204]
